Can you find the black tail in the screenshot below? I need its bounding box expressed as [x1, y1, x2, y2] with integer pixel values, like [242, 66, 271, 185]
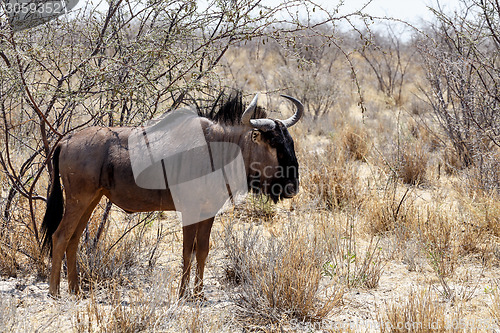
[41, 146, 64, 256]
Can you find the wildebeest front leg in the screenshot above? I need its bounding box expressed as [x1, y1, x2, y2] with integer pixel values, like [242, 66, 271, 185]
[193, 217, 215, 300]
[179, 223, 197, 298]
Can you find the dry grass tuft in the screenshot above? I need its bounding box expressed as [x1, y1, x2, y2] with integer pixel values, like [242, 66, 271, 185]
[78, 209, 166, 288]
[379, 289, 448, 332]
[222, 216, 342, 327]
[397, 141, 429, 185]
[246, 195, 277, 221]
[303, 144, 362, 211]
[340, 123, 370, 161]
[409, 121, 440, 152]
[0, 198, 46, 279]
[363, 185, 417, 238]
[0, 230, 20, 278]
[490, 280, 500, 328]
[321, 215, 384, 289]
[461, 190, 500, 237]
[418, 206, 457, 279]
[454, 189, 500, 262]
[73, 269, 179, 333]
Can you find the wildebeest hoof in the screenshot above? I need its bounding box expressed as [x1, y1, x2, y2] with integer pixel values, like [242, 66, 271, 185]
[181, 291, 207, 303]
[192, 292, 207, 303]
[47, 291, 61, 300]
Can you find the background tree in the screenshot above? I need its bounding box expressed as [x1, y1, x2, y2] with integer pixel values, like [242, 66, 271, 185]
[417, 0, 500, 189]
[357, 26, 415, 106]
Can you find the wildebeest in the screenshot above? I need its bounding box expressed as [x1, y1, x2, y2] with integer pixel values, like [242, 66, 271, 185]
[41, 91, 303, 298]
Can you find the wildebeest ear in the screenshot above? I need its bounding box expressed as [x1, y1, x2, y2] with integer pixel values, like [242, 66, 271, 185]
[251, 130, 262, 143]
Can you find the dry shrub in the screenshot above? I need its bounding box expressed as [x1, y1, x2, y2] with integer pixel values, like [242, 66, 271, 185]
[221, 220, 261, 286]
[340, 123, 369, 161]
[402, 239, 426, 273]
[379, 289, 448, 332]
[303, 144, 362, 211]
[222, 217, 341, 327]
[378, 130, 430, 185]
[416, 206, 458, 300]
[0, 198, 46, 279]
[81, 289, 153, 332]
[448, 146, 500, 195]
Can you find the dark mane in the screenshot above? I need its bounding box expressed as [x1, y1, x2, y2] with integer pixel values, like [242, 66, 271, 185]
[198, 90, 267, 125]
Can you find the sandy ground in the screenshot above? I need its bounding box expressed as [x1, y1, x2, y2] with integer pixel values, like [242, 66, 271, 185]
[1, 233, 500, 332]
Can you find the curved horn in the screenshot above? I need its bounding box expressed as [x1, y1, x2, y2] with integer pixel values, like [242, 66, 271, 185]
[279, 95, 304, 128]
[241, 93, 276, 132]
[241, 93, 259, 125]
[250, 118, 275, 131]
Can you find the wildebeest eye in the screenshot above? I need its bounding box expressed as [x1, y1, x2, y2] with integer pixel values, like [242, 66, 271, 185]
[267, 137, 279, 148]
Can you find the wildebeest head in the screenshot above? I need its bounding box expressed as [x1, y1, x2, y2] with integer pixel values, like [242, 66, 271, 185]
[241, 94, 303, 203]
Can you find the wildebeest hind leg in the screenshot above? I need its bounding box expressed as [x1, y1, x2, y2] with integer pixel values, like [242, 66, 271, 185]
[66, 194, 102, 294]
[49, 195, 98, 296]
